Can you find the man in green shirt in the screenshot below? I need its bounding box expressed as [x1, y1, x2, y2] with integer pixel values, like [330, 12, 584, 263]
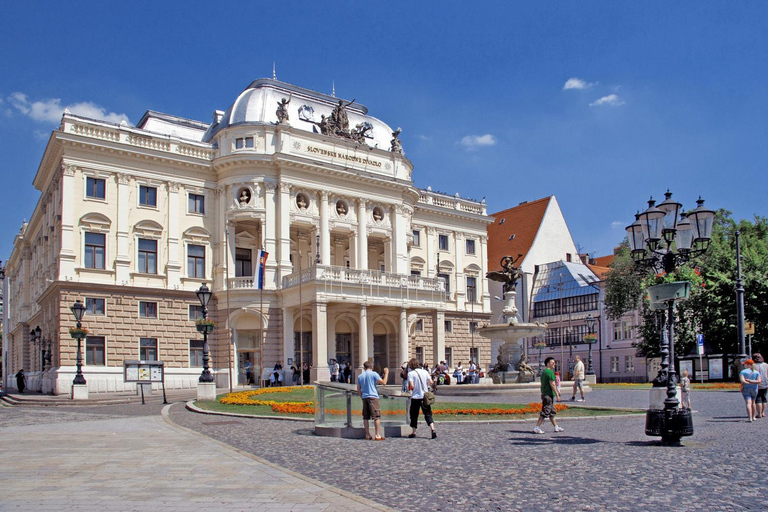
[534, 357, 564, 434]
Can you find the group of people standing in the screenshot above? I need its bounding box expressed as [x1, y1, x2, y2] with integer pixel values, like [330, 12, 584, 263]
[329, 359, 353, 383]
[740, 353, 768, 422]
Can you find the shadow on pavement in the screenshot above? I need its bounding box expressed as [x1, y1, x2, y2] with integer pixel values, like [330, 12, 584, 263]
[508, 434, 602, 445]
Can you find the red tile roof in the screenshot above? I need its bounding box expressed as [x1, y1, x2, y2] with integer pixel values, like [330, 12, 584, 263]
[487, 197, 551, 270]
[591, 254, 615, 268]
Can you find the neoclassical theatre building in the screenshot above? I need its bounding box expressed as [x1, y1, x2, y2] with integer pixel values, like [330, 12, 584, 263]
[3, 78, 492, 394]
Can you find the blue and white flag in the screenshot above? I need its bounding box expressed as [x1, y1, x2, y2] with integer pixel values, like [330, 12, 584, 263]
[254, 250, 268, 289]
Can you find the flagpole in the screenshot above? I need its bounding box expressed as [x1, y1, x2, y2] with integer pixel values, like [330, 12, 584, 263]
[225, 223, 233, 394]
[299, 249, 303, 385]
[259, 247, 265, 388]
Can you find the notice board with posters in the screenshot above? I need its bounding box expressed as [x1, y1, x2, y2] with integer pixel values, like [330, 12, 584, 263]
[124, 360, 165, 383]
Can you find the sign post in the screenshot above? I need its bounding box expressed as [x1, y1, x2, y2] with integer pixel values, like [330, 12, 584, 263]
[696, 334, 704, 383]
[124, 360, 167, 404]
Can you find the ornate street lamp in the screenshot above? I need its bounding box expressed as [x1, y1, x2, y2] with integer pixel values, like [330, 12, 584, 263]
[584, 315, 597, 375]
[70, 300, 87, 385]
[195, 283, 215, 383]
[626, 190, 715, 445]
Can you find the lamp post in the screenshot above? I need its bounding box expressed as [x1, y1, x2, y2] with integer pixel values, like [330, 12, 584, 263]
[626, 191, 714, 445]
[735, 230, 747, 360]
[70, 300, 87, 385]
[584, 315, 597, 375]
[195, 283, 214, 383]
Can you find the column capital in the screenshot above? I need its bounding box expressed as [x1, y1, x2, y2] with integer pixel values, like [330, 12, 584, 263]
[278, 181, 292, 193]
[319, 190, 330, 200]
[61, 163, 77, 177]
[264, 180, 278, 192]
[117, 173, 130, 185]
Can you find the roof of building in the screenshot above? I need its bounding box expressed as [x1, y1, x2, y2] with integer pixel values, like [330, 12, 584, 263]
[591, 254, 615, 268]
[486, 196, 551, 270]
[202, 78, 395, 149]
[531, 260, 600, 302]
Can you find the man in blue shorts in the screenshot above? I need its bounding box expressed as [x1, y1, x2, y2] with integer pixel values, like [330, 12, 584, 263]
[357, 361, 389, 440]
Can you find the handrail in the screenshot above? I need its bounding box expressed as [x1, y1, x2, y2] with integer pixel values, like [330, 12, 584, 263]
[314, 382, 410, 428]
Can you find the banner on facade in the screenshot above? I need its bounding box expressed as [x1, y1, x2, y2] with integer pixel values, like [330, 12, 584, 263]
[254, 250, 269, 289]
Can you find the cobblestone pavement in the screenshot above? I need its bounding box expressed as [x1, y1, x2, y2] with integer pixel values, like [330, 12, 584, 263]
[0, 401, 392, 511]
[169, 388, 768, 512]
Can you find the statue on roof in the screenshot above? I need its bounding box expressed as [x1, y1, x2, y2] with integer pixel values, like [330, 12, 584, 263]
[329, 99, 354, 134]
[390, 127, 403, 155]
[486, 255, 524, 294]
[276, 97, 291, 124]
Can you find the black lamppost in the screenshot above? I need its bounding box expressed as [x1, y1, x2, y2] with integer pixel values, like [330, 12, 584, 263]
[626, 191, 714, 444]
[584, 315, 597, 375]
[195, 283, 215, 383]
[735, 230, 747, 360]
[70, 300, 87, 385]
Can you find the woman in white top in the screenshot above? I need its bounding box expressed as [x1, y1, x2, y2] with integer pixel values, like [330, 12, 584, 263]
[454, 362, 464, 384]
[407, 358, 437, 439]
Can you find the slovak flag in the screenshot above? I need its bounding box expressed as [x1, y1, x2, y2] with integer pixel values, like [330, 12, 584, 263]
[254, 249, 268, 289]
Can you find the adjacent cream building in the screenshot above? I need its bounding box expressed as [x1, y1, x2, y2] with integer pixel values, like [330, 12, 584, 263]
[2, 79, 492, 394]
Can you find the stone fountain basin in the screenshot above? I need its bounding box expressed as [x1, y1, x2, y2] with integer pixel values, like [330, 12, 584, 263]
[476, 322, 546, 341]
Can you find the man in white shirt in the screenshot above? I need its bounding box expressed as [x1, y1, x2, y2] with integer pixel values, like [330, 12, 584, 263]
[407, 358, 437, 439]
[571, 355, 586, 402]
[753, 353, 768, 418]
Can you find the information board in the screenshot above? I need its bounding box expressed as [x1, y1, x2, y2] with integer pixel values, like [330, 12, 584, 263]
[124, 360, 165, 383]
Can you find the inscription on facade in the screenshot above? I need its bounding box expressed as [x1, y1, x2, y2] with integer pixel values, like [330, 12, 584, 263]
[305, 146, 382, 168]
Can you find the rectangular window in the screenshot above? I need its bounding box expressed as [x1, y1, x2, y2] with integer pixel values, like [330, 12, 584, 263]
[140, 337, 158, 361]
[412, 230, 421, 247]
[466, 277, 477, 302]
[85, 336, 105, 365]
[84, 232, 106, 269]
[610, 356, 620, 373]
[139, 301, 157, 318]
[235, 248, 252, 277]
[438, 234, 449, 251]
[411, 270, 422, 276]
[613, 322, 622, 341]
[444, 320, 452, 333]
[138, 238, 157, 274]
[139, 185, 157, 207]
[187, 244, 205, 278]
[469, 321, 478, 334]
[625, 355, 635, 372]
[189, 193, 205, 214]
[445, 347, 453, 367]
[470, 347, 479, 365]
[622, 321, 633, 340]
[466, 239, 476, 255]
[415, 319, 423, 332]
[438, 273, 451, 297]
[85, 298, 105, 316]
[190, 340, 205, 367]
[189, 305, 205, 320]
[235, 137, 254, 149]
[86, 177, 105, 199]
[415, 347, 424, 365]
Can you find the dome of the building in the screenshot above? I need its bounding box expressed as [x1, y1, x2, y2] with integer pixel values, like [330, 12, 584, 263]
[203, 79, 396, 151]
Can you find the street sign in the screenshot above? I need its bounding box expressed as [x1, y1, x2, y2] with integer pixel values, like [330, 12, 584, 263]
[697, 334, 704, 355]
[745, 322, 755, 335]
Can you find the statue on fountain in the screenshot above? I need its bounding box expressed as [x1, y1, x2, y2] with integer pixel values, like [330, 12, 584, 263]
[491, 354, 509, 374]
[486, 254, 524, 294]
[516, 354, 536, 383]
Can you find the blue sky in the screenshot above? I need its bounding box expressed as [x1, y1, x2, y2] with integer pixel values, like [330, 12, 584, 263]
[1, 2, 766, 263]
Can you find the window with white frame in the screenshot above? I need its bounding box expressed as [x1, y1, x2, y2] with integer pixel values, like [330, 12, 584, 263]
[412, 230, 421, 247]
[438, 273, 451, 297]
[86, 177, 105, 199]
[139, 185, 157, 207]
[84, 232, 106, 269]
[622, 321, 633, 340]
[466, 239, 476, 255]
[187, 244, 205, 278]
[190, 340, 204, 366]
[469, 321, 478, 334]
[625, 355, 635, 372]
[86, 336, 106, 365]
[235, 136, 254, 149]
[415, 319, 424, 332]
[85, 298, 105, 316]
[445, 347, 453, 367]
[188, 193, 205, 214]
[610, 356, 620, 373]
[415, 347, 424, 365]
[466, 276, 477, 302]
[613, 322, 622, 341]
[139, 301, 157, 318]
[470, 347, 479, 365]
[138, 238, 157, 274]
[189, 305, 205, 320]
[140, 338, 158, 361]
[438, 234, 449, 251]
[236, 248, 252, 277]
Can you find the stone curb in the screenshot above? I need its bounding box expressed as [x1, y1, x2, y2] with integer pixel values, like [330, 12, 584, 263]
[162, 404, 396, 512]
[185, 400, 314, 421]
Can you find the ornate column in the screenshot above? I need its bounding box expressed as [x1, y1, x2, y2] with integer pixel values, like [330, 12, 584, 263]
[432, 310, 445, 365]
[58, 163, 77, 278]
[399, 308, 409, 366]
[358, 305, 368, 374]
[311, 302, 330, 382]
[166, 180, 181, 287]
[319, 191, 331, 265]
[454, 231, 464, 308]
[263, 181, 278, 289]
[282, 306, 294, 370]
[356, 199, 367, 270]
[277, 181, 293, 282]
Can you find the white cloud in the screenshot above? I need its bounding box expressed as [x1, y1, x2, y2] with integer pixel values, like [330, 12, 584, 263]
[611, 221, 624, 229]
[8, 92, 130, 124]
[589, 94, 625, 107]
[563, 78, 595, 90]
[459, 134, 496, 149]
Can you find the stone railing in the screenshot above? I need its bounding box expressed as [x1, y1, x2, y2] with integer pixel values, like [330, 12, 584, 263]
[228, 277, 255, 289]
[417, 188, 486, 215]
[282, 265, 445, 293]
[128, 134, 171, 152]
[71, 124, 120, 142]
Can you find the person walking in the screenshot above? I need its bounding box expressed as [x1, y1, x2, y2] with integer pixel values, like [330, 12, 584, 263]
[343, 361, 352, 384]
[680, 369, 692, 410]
[752, 353, 768, 418]
[571, 355, 585, 402]
[357, 360, 389, 440]
[302, 363, 311, 385]
[406, 358, 437, 439]
[15, 369, 26, 393]
[534, 357, 564, 434]
[739, 359, 761, 422]
[330, 359, 339, 383]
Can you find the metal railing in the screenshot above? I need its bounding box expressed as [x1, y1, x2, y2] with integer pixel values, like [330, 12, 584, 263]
[314, 382, 409, 428]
